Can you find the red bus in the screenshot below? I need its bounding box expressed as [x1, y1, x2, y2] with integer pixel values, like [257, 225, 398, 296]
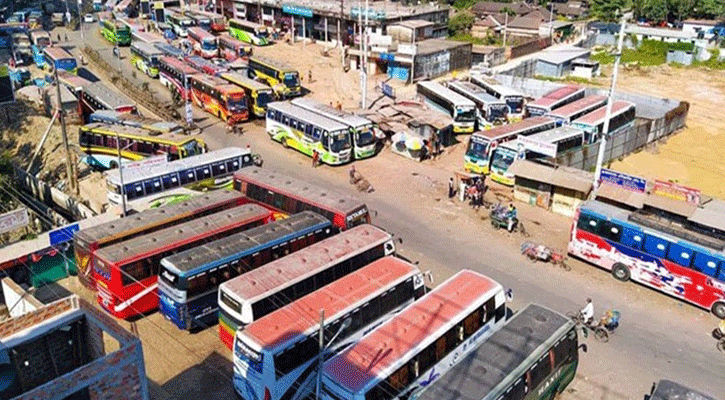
[233, 167, 371, 230]
[74, 191, 244, 289]
[93, 204, 273, 319]
[158, 56, 199, 101]
[187, 27, 217, 58]
[569, 199, 725, 319]
[546, 95, 608, 125]
[526, 85, 586, 117]
[199, 10, 226, 32]
[218, 34, 250, 61]
[185, 54, 227, 76]
[189, 74, 249, 124]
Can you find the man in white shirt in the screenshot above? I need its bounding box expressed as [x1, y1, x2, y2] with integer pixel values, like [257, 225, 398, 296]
[581, 298, 594, 325]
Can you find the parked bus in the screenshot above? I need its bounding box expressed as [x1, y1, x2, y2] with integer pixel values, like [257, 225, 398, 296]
[571, 100, 636, 143]
[30, 30, 51, 47]
[190, 74, 249, 124]
[159, 56, 198, 100]
[234, 167, 370, 230]
[57, 71, 91, 97]
[130, 41, 163, 77]
[228, 18, 269, 46]
[569, 199, 725, 319]
[221, 72, 274, 118]
[79, 123, 204, 161]
[184, 10, 212, 31]
[74, 191, 244, 288]
[154, 42, 185, 58]
[187, 27, 217, 58]
[469, 75, 526, 120]
[266, 101, 353, 164]
[646, 380, 718, 400]
[196, 10, 226, 32]
[513, 125, 585, 164]
[105, 147, 253, 205]
[233, 257, 426, 400]
[218, 34, 250, 60]
[447, 80, 508, 128]
[158, 212, 335, 330]
[416, 80, 476, 134]
[186, 54, 227, 76]
[166, 12, 193, 37]
[27, 10, 42, 29]
[43, 47, 77, 73]
[217, 224, 395, 347]
[100, 17, 132, 45]
[463, 116, 556, 175]
[248, 57, 301, 98]
[89, 110, 184, 135]
[132, 30, 165, 45]
[93, 204, 273, 319]
[81, 81, 137, 115]
[414, 304, 579, 400]
[321, 270, 507, 400]
[546, 95, 607, 125]
[291, 97, 377, 159]
[526, 85, 585, 117]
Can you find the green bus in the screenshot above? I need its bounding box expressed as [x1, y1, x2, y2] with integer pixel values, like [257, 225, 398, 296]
[413, 304, 581, 400]
[248, 56, 301, 98]
[100, 18, 131, 45]
[228, 18, 269, 46]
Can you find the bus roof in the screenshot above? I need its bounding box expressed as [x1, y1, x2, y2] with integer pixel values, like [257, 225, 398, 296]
[323, 270, 502, 393]
[291, 97, 373, 129]
[83, 81, 135, 111]
[57, 71, 91, 91]
[219, 224, 391, 302]
[469, 75, 524, 97]
[573, 100, 636, 126]
[546, 95, 607, 119]
[240, 256, 420, 352]
[415, 304, 572, 400]
[230, 18, 266, 29]
[525, 125, 583, 144]
[95, 204, 270, 264]
[249, 56, 295, 73]
[233, 167, 366, 214]
[132, 31, 165, 44]
[131, 41, 164, 55]
[473, 116, 556, 140]
[89, 110, 184, 133]
[268, 101, 349, 132]
[30, 30, 49, 38]
[75, 190, 243, 244]
[81, 122, 192, 143]
[220, 72, 273, 92]
[417, 80, 476, 108]
[649, 380, 718, 400]
[162, 211, 330, 275]
[160, 56, 198, 74]
[528, 85, 583, 108]
[155, 44, 186, 58]
[447, 81, 504, 105]
[188, 26, 213, 38]
[43, 46, 74, 60]
[105, 147, 250, 184]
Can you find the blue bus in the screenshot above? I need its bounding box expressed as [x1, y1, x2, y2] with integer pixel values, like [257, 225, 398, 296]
[157, 211, 337, 330]
[43, 47, 77, 73]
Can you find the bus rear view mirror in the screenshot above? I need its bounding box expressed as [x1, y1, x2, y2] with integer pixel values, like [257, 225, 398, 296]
[579, 343, 588, 353]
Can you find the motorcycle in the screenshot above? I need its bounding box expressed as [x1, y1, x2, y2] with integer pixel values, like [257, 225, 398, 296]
[521, 241, 570, 270]
[490, 205, 529, 237]
[567, 310, 619, 342]
[713, 327, 725, 353]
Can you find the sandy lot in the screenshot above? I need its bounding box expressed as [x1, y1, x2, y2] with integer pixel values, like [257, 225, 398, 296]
[610, 65, 725, 198]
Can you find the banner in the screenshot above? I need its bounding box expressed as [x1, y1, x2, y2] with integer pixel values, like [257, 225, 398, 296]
[600, 169, 647, 193]
[517, 135, 557, 158]
[0, 208, 29, 235]
[652, 180, 701, 205]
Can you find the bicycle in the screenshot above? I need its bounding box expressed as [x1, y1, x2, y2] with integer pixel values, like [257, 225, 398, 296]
[566, 311, 613, 342]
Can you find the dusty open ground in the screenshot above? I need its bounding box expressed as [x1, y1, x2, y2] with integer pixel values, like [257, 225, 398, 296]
[610, 64, 725, 197]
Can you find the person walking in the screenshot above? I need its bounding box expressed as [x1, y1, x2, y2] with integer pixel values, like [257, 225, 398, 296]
[312, 150, 320, 167]
[448, 178, 455, 199]
[308, 69, 313, 83]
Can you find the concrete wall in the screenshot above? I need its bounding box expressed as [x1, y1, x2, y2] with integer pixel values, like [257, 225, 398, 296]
[536, 60, 561, 77]
[666, 49, 694, 65]
[1, 278, 43, 318]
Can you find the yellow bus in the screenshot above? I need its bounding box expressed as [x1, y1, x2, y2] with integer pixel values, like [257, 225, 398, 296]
[220, 72, 275, 118]
[79, 123, 206, 162]
[247, 56, 301, 98]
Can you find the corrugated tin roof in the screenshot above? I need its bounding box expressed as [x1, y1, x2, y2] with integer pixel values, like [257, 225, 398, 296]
[537, 46, 591, 65]
[508, 159, 592, 193]
[644, 194, 697, 217]
[595, 183, 647, 209]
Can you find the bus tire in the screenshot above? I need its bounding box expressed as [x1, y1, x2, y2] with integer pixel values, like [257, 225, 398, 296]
[611, 263, 630, 282]
[712, 302, 725, 319]
[109, 160, 118, 169]
[282, 138, 290, 148]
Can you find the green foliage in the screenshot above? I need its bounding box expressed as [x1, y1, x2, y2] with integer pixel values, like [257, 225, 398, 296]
[692, 48, 725, 69]
[448, 11, 476, 35]
[449, 32, 502, 45]
[592, 40, 697, 66]
[452, 0, 477, 10]
[633, 0, 725, 21]
[590, 0, 631, 21]
[640, 0, 667, 22]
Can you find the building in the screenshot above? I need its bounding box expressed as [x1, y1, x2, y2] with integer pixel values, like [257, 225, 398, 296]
[682, 19, 722, 36]
[536, 46, 591, 77]
[624, 25, 697, 44]
[471, 1, 532, 18]
[505, 15, 543, 37]
[471, 45, 506, 67]
[374, 39, 472, 83]
[570, 58, 600, 79]
[471, 13, 506, 38]
[551, 2, 588, 19]
[0, 292, 148, 400]
[386, 20, 435, 43]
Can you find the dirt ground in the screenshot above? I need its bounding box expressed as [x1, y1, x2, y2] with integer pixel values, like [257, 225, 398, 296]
[609, 64, 725, 198]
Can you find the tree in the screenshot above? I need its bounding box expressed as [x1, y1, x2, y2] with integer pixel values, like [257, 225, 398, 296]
[698, 0, 725, 19]
[448, 11, 475, 35]
[590, 0, 631, 21]
[641, 0, 668, 22]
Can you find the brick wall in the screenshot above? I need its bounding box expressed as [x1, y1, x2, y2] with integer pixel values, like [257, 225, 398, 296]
[0, 297, 74, 339]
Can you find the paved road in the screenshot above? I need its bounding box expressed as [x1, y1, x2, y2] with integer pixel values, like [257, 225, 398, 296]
[58, 24, 725, 400]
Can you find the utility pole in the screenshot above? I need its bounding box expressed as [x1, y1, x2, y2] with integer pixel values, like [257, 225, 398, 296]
[361, 0, 368, 109]
[358, 0, 363, 108]
[503, 12, 508, 48]
[53, 66, 76, 194]
[316, 309, 325, 400]
[78, 0, 84, 41]
[338, 0, 343, 48]
[593, 11, 630, 191]
[114, 131, 127, 217]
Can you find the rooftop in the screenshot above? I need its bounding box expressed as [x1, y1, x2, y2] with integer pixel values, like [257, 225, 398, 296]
[507, 16, 541, 30]
[537, 46, 590, 64]
[416, 38, 471, 55]
[391, 19, 434, 29]
[508, 159, 593, 193]
[625, 25, 696, 39]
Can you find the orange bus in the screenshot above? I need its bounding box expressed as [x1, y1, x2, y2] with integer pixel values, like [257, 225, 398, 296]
[189, 74, 249, 124]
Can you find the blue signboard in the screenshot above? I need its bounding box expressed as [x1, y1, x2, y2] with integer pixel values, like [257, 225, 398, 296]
[49, 223, 79, 246]
[381, 82, 395, 98]
[600, 169, 647, 193]
[350, 7, 386, 20]
[282, 4, 313, 18]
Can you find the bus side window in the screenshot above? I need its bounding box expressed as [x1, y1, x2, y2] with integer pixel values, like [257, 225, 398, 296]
[598, 220, 622, 243]
[643, 234, 669, 258]
[577, 213, 599, 234]
[620, 227, 643, 250]
[321, 132, 329, 149]
[692, 252, 718, 277]
[666, 243, 694, 268]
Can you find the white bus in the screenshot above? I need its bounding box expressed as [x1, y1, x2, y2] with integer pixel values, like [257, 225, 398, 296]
[266, 101, 353, 165]
[232, 257, 426, 400]
[228, 18, 269, 46]
[469, 75, 526, 120]
[187, 26, 217, 58]
[526, 85, 586, 117]
[447, 80, 509, 128]
[217, 224, 395, 347]
[417, 80, 477, 134]
[516, 125, 585, 162]
[132, 30, 165, 45]
[546, 95, 607, 125]
[166, 12, 194, 37]
[105, 147, 252, 205]
[30, 30, 51, 47]
[321, 270, 507, 400]
[130, 41, 163, 77]
[291, 97, 378, 160]
[571, 100, 636, 143]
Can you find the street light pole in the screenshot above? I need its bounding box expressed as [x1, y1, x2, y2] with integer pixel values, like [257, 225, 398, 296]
[316, 312, 351, 400]
[114, 131, 127, 217]
[593, 11, 630, 191]
[78, 0, 84, 41]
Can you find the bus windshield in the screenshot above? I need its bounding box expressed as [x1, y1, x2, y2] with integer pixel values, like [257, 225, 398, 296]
[256, 90, 274, 108]
[183, 140, 202, 156]
[489, 104, 507, 120]
[466, 139, 488, 159]
[356, 126, 375, 147]
[330, 131, 352, 152]
[255, 28, 269, 38]
[227, 94, 248, 112]
[202, 39, 216, 50]
[455, 106, 476, 122]
[181, 19, 194, 27]
[284, 72, 299, 88]
[491, 148, 516, 170]
[506, 96, 524, 113]
[57, 59, 77, 71]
